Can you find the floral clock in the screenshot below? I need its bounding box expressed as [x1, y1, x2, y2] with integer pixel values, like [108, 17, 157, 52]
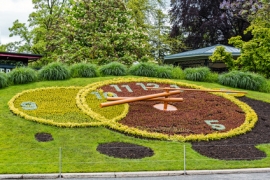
[8, 77, 257, 142]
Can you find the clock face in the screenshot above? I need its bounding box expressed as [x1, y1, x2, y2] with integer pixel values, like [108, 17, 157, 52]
[9, 78, 256, 141]
[98, 82, 246, 136]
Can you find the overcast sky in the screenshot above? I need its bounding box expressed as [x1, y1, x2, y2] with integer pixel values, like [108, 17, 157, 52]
[0, 0, 34, 44]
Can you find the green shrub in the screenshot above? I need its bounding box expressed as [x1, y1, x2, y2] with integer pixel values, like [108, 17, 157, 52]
[70, 63, 98, 78]
[156, 65, 173, 79]
[218, 71, 267, 91]
[184, 67, 211, 81]
[204, 72, 219, 83]
[129, 62, 158, 77]
[8, 67, 37, 85]
[119, 56, 134, 66]
[259, 80, 270, 93]
[99, 62, 127, 76]
[171, 66, 185, 79]
[0, 72, 8, 88]
[38, 62, 70, 80]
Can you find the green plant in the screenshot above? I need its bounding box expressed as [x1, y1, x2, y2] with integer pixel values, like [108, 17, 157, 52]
[259, 80, 270, 93]
[129, 62, 158, 77]
[171, 66, 185, 79]
[8, 67, 37, 85]
[70, 63, 99, 78]
[184, 67, 211, 81]
[218, 71, 267, 91]
[38, 62, 70, 80]
[204, 72, 219, 83]
[99, 62, 127, 76]
[156, 65, 173, 79]
[0, 72, 8, 88]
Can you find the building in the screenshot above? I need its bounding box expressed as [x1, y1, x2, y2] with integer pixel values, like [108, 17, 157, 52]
[0, 52, 42, 73]
[163, 44, 241, 72]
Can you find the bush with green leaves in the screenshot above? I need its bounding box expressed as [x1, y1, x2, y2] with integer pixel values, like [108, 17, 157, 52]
[129, 62, 159, 77]
[184, 67, 211, 81]
[70, 63, 99, 78]
[218, 71, 267, 91]
[156, 65, 173, 79]
[204, 72, 219, 83]
[38, 62, 70, 80]
[171, 66, 185, 79]
[8, 67, 37, 85]
[0, 72, 9, 88]
[99, 62, 127, 76]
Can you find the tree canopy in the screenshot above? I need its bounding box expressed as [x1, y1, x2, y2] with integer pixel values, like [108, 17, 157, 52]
[169, 0, 257, 49]
[229, 0, 270, 78]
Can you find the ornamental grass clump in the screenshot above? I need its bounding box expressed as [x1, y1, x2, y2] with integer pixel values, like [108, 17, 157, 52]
[99, 62, 127, 76]
[218, 71, 267, 91]
[184, 67, 211, 81]
[8, 67, 37, 85]
[38, 62, 70, 80]
[0, 72, 8, 88]
[129, 62, 158, 77]
[156, 65, 173, 79]
[70, 63, 99, 78]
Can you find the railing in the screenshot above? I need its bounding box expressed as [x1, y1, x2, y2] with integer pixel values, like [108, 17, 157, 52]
[0, 144, 267, 177]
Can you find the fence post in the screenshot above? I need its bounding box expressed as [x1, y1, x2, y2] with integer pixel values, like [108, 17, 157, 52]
[59, 147, 62, 178]
[184, 144, 186, 175]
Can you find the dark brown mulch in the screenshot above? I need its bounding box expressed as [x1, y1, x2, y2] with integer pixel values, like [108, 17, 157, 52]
[97, 142, 154, 159]
[102, 83, 246, 135]
[101, 83, 270, 160]
[192, 97, 270, 160]
[35, 132, 54, 142]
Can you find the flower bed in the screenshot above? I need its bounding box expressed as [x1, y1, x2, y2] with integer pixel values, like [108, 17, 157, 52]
[8, 77, 257, 141]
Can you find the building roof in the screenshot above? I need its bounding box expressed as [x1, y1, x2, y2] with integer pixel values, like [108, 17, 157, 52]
[164, 44, 241, 64]
[0, 51, 42, 62]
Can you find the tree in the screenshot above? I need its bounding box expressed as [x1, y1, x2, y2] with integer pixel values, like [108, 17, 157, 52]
[229, 1, 270, 78]
[169, 0, 255, 49]
[4, 0, 68, 65]
[209, 46, 235, 70]
[55, 0, 150, 65]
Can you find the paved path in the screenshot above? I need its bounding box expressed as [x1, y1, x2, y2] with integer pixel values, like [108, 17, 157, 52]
[1, 168, 270, 179]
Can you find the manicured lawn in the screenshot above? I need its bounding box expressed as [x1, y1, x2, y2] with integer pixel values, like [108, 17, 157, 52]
[0, 76, 269, 174]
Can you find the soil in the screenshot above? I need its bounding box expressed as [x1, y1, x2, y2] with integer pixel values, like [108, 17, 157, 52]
[35, 132, 54, 142]
[96, 97, 270, 160]
[102, 83, 246, 135]
[97, 142, 154, 159]
[100, 83, 270, 160]
[192, 97, 270, 160]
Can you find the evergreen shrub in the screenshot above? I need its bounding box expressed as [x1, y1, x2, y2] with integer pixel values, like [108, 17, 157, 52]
[70, 63, 98, 78]
[8, 67, 37, 85]
[129, 62, 158, 77]
[0, 72, 8, 88]
[99, 62, 127, 76]
[38, 62, 70, 80]
[184, 67, 211, 81]
[218, 71, 267, 91]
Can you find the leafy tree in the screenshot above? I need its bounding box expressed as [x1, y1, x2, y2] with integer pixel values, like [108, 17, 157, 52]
[229, 1, 270, 78]
[55, 0, 150, 65]
[4, 0, 68, 65]
[169, 0, 256, 49]
[209, 46, 235, 70]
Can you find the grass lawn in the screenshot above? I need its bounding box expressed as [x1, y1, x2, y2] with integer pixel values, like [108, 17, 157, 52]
[0, 76, 269, 174]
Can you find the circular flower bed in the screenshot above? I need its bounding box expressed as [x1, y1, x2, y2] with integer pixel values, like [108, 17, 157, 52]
[8, 77, 257, 141]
